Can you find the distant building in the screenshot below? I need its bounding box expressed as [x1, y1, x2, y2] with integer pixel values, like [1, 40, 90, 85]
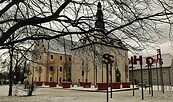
[71, 2, 129, 85]
[129, 53, 173, 86]
[28, 39, 74, 83]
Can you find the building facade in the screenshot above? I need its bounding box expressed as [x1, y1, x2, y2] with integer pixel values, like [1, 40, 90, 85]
[71, 2, 129, 85]
[28, 39, 74, 84]
[71, 43, 129, 85]
[129, 53, 173, 86]
[28, 2, 129, 85]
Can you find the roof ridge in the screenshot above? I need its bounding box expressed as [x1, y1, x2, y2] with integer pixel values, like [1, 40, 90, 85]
[143, 53, 173, 58]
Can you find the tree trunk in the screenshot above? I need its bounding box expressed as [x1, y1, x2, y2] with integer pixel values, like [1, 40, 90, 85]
[27, 84, 34, 96]
[8, 42, 14, 96]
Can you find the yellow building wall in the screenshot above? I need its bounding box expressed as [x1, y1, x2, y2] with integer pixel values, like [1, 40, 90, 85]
[28, 52, 72, 84]
[71, 44, 129, 85]
[28, 41, 129, 85]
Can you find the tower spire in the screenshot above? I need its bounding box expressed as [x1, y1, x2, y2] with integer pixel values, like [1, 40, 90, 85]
[95, 2, 105, 30]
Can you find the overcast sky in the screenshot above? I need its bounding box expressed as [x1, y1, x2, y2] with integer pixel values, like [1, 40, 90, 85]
[129, 40, 173, 57]
[1, 1, 173, 58]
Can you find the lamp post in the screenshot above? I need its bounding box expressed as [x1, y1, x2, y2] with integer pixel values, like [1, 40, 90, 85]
[133, 55, 144, 100]
[129, 65, 135, 96]
[150, 64, 154, 96]
[103, 54, 114, 102]
[110, 63, 113, 98]
[157, 49, 164, 93]
[146, 64, 151, 94]
[156, 62, 159, 91]
[129, 57, 135, 96]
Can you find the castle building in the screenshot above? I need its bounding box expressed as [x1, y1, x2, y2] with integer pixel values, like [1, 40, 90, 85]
[28, 39, 74, 83]
[29, 2, 129, 85]
[71, 2, 129, 85]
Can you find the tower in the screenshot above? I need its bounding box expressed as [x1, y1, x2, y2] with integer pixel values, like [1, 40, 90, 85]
[95, 2, 105, 30]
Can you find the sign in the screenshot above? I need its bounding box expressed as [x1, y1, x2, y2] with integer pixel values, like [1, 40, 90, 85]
[146, 57, 154, 65]
[102, 54, 114, 64]
[132, 55, 142, 65]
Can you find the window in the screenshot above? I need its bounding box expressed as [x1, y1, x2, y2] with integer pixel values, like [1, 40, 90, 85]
[60, 56, 62, 60]
[60, 67, 62, 72]
[39, 77, 41, 81]
[50, 66, 54, 71]
[82, 71, 84, 76]
[50, 55, 54, 60]
[69, 57, 71, 61]
[50, 77, 53, 81]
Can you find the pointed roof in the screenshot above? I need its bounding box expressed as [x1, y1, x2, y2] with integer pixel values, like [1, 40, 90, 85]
[72, 33, 128, 50]
[95, 2, 105, 30]
[72, 2, 128, 51]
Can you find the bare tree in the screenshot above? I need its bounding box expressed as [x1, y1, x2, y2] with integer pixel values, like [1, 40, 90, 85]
[0, 0, 173, 48]
[0, 39, 34, 96]
[1, 0, 173, 96]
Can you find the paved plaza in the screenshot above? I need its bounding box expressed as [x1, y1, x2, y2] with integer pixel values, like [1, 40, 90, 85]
[0, 85, 173, 102]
